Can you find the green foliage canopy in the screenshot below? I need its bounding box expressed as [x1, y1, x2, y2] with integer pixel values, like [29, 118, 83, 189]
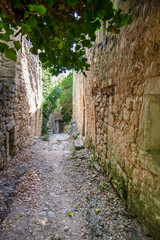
[42, 69, 62, 133]
[0, 0, 133, 75]
[59, 72, 73, 122]
[42, 70, 73, 133]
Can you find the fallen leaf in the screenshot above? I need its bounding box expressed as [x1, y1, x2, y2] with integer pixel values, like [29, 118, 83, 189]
[94, 209, 101, 214]
[67, 211, 74, 217]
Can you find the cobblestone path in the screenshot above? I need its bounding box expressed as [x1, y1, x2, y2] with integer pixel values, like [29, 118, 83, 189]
[0, 134, 152, 240]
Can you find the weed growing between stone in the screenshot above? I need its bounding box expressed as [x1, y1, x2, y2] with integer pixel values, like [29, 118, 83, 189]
[41, 133, 50, 141]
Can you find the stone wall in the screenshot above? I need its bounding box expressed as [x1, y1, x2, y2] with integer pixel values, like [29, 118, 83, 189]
[0, 38, 42, 169]
[73, 0, 160, 238]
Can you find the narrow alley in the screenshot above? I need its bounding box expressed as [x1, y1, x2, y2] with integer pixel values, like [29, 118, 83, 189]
[0, 134, 152, 240]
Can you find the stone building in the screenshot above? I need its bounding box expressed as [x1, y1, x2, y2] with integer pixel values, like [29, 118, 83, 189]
[0, 38, 42, 169]
[73, 0, 160, 238]
[48, 108, 64, 134]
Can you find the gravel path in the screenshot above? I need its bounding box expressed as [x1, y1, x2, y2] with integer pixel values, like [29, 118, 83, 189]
[0, 134, 152, 240]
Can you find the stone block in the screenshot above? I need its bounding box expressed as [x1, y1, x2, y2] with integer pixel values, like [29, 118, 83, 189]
[108, 113, 114, 126]
[6, 120, 15, 131]
[124, 159, 133, 178]
[102, 123, 107, 133]
[130, 111, 138, 126]
[123, 107, 130, 122]
[142, 170, 157, 189]
[104, 109, 108, 117]
[13, 138, 20, 146]
[138, 95, 160, 152]
[0, 132, 4, 142]
[22, 114, 27, 120]
[94, 101, 99, 106]
[100, 108, 104, 118]
[13, 131, 18, 141]
[104, 117, 108, 123]
[0, 83, 2, 92]
[96, 106, 100, 112]
[145, 62, 160, 78]
[109, 96, 113, 105]
[132, 168, 142, 187]
[74, 135, 84, 150]
[111, 106, 117, 113]
[131, 150, 138, 165]
[14, 125, 20, 132]
[0, 114, 3, 123]
[144, 76, 160, 94]
[5, 132, 9, 156]
[137, 85, 144, 96]
[0, 66, 15, 78]
[126, 97, 133, 110]
[149, 193, 160, 211]
[137, 149, 158, 175]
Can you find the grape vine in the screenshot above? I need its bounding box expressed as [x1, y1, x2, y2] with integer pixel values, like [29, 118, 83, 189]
[0, 0, 133, 75]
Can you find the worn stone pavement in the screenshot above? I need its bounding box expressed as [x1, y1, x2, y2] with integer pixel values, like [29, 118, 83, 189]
[0, 134, 153, 240]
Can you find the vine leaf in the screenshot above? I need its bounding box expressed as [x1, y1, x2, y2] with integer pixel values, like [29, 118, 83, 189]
[0, 42, 8, 53]
[4, 47, 17, 61]
[127, 14, 134, 25]
[27, 16, 37, 28]
[2, 33, 10, 41]
[21, 23, 31, 33]
[28, 4, 46, 15]
[0, 1, 134, 75]
[6, 29, 14, 35]
[94, 209, 101, 214]
[0, 22, 4, 29]
[24, 12, 29, 19]
[58, 42, 63, 49]
[67, 211, 74, 217]
[14, 41, 21, 51]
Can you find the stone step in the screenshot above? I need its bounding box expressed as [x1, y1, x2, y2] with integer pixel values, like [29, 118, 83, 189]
[74, 135, 84, 150]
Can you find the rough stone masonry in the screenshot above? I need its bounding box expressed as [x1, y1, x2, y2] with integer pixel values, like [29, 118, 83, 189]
[0, 37, 42, 169]
[73, 0, 160, 238]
